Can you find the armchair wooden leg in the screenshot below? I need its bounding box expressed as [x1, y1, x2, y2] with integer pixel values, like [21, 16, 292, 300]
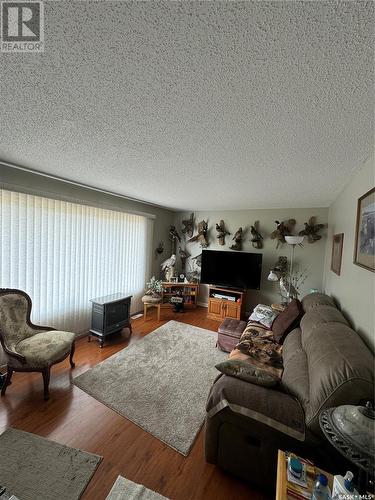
[69, 342, 76, 368]
[1, 367, 13, 396]
[42, 367, 50, 401]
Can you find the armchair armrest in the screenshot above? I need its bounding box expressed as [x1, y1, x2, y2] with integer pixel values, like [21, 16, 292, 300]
[29, 324, 56, 332]
[0, 339, 27, 365]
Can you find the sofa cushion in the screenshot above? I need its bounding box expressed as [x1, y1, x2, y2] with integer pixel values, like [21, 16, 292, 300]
[281, 328, 310, 409]
[271, 299, 304, 344]
[301, 292, 335, 312]
[301, 319, 374, 435]
[206, 374, 305, 441]
[12, 330, 75, 368]
[300, 305, 348, 333]
[216, 359, 280, 386]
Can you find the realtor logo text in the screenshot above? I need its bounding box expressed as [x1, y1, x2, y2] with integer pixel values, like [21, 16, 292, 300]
[1, 1, 44, 52]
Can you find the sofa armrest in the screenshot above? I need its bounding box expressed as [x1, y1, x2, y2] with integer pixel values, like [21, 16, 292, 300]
[206, 374, 305, 441]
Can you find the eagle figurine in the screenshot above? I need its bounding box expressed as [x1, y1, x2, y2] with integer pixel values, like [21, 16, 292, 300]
[181, 213, 194, 239]
[188, 220, 209, 248]
[160, 254, 176, 272]
[250, 221, 263, 249]
[270, 219, 296, 248]
[216, 220, 230, 245]
[299, 217, 325, 243]
[169, 225, 181, 243]
[230, 227, 243, 251]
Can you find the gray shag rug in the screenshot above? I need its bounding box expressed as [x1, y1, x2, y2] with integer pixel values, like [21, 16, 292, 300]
[74, 320, 226, 455]
[106, 475, 169, 500]
[0, 428, 102, 500]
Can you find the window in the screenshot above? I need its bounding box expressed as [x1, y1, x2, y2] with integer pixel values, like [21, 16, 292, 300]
[0, 189, 153, 332]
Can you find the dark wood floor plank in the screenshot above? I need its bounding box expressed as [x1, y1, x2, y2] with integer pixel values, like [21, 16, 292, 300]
[0, 307, 269, 500]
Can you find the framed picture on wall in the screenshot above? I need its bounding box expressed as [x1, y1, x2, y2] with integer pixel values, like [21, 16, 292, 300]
[331, 233, 344, 275]
[354, 187, 375, 272]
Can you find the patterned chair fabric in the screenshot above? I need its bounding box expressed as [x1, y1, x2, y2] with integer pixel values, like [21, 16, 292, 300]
[0, 289, 76, 400]
[0, 293, 43, 352]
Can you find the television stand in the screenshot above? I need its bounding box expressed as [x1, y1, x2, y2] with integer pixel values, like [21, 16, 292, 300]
[207, 285, 245, 321]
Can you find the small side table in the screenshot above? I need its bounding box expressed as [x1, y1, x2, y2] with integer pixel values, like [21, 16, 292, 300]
[276, 450, 333, 500]
[143, 302, 161, 322]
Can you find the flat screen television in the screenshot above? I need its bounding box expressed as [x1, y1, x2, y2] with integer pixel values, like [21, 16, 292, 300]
[200, 249, 262, 290]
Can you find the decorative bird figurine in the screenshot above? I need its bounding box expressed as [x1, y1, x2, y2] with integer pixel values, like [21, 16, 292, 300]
[270, 219, 296, 248]
[169, 226, 181, 243]
[230, 227, 243, 251]
[188, 220, 209, 248]
[160, 254, 176, 272]
[299, 217, 325, 243]
[191, 253, 202, 267]
[178, 247, 190, 273]
[216, 220, 230, 245]
[181, 213, 194, 238]
[250, 221, 263, 249]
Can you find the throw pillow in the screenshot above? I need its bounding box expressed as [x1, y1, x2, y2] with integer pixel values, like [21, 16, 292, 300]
[271, 299, 304, 345]
[249, 304, 278, 328]
[215, 359, 280, 386]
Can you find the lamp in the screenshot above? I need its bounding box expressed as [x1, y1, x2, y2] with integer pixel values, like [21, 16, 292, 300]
[267, 270, 279, 282]
[285, 235, 304, 301]
[319, 402, 374, 492]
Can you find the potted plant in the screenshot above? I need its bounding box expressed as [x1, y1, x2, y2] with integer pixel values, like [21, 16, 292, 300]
[145, 276, 163, 298]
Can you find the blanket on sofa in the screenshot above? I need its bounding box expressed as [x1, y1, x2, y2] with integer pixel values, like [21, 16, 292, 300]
[229, 321, 283, 378]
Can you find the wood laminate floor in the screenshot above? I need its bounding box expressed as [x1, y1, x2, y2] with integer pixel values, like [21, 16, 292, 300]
[0, 307, 270, 500]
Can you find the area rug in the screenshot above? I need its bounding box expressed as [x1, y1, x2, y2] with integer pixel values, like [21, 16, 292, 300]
[106, 475, 169, 500]
[73, 320, 226, 455]
[0, 428, 102, 500]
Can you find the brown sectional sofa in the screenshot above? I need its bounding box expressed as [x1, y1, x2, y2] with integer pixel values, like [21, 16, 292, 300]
[205, 293, 374, 490]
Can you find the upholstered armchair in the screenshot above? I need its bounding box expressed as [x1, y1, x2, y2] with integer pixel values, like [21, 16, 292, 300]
[0, 289, 76, 401]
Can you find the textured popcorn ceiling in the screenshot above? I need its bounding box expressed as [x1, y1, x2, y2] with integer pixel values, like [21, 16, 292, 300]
[0, 1, 373, 211]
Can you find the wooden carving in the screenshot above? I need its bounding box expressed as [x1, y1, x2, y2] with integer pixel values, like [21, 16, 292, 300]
[273, 256, 288, 277]
[270, 219, 296, 248]
[250, 221, 263, 249]
[169, 225, 181, 254]
[169, 225, 181, 243]
[216, 220, 230, 245]
[188, 220, 209, 248]
[299, 217, 325, 243]
[230, 227, 243, 251]
[181, 213, 194, 239]
[179, 247, 190, 273]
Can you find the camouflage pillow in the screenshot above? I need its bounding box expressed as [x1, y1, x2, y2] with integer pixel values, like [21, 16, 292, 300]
[215, 359, 280, 386]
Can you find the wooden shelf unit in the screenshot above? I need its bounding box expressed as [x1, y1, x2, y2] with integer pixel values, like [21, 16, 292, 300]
[161, 282, 199, 309]
[207, 285, 245, 320]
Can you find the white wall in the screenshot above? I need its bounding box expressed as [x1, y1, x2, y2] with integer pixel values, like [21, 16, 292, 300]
[323, 155, 375, 350]
[173, 208, 328, 314]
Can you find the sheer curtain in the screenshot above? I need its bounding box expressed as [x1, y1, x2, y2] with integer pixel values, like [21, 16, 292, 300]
[0, 189, 153, 333]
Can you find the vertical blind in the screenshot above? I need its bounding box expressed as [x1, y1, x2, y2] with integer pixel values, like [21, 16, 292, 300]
[0, 189, 153, 332]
